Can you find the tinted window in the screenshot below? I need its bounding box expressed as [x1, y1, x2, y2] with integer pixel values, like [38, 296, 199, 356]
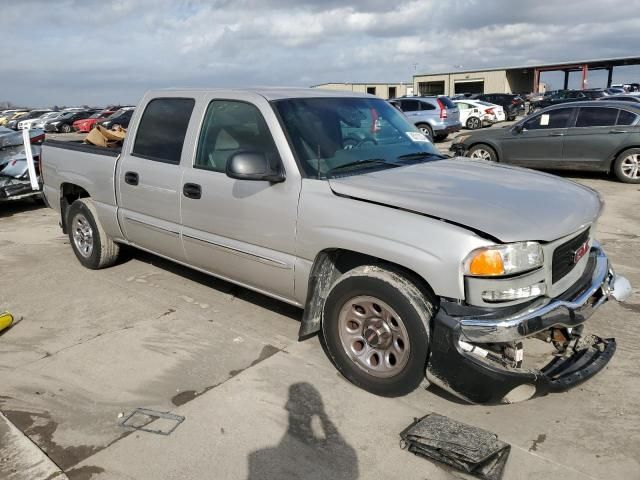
[419, 101, 436, 111]
[523, 108, 573, 130]
[438, 97, 456, 109]
[133, 98, 195, 164]
[195, 100, 279, 173]
[575, 107, 618, 127]
[617, 110, 637, 126]
[399, 100, 420, 111]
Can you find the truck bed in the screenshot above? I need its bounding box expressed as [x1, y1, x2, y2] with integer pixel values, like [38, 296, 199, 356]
[43, 139, 121, 157]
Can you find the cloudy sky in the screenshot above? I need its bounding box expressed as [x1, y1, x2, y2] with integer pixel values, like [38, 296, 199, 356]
[2, 0, 640, 106]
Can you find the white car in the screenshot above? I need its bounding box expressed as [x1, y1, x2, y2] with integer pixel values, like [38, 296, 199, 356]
[471, 100, 506, 122]
[453, 100, 495, 129]
[18, 111, 57, 130]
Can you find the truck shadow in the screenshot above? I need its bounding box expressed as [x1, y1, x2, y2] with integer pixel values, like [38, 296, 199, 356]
[0, 198, 44, 218]
[124, 248, 302, 322]
[246, 382, 360, 480]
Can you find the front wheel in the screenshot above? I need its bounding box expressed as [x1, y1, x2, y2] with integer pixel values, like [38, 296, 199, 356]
[468, 144, 498, 162]
[60, 123, 72, 133]
[67, 199, 120, 269]
[416, 123, 434, 142]
[321, 265, 433, 397]
[613, 148, 640, 183]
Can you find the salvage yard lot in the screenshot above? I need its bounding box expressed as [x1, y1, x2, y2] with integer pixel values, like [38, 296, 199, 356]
[1, 153, 640, 479]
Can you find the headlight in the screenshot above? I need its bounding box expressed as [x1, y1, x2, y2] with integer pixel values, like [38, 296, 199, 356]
[464, 242, 543, 276]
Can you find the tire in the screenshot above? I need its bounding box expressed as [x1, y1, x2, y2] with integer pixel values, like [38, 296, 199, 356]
[416, 123, 434, 141]
[60, 123, 71, 133]
[466, 116, 481, 130]
[321, 265, 433, 397]
[468, 144, 498, 162]
[613, 148, 640, 183]
[67, 199, 120, 269]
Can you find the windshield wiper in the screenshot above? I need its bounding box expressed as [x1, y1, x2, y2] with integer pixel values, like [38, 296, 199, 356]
[326, 158, 396, 177]
[397, 152, 447, 161]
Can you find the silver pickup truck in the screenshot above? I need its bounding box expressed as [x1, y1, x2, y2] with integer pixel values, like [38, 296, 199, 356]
[42, 88, 632, 404]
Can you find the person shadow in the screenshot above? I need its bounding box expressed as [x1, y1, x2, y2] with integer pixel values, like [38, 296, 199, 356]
[247, 382, 359, 480]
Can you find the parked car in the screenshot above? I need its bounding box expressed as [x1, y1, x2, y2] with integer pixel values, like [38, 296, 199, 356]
[530, 89, 606, 112]
[96, 107, 135, 130]
[6, 109, 52, 130]
[452, 100, 494, 129]
[597, 95, 640, 104]
[466, 99, 506, 122]
[73, 110, 116, 133]
[0, 126, 45, 148]
[41, 88, 631, 404]
[471, 94, 523, 120]
[44, 110, 99, 133]
[0, 147, 42, 202]
[389, 96, 461, 141]
[19, 111, 59, 130]
[0, 110, 29, 127]
[604, 87, 626, 96]
[450, 101, 640, 183]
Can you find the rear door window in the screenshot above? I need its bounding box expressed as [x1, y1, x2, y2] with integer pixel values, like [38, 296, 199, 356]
[523, 107, 573, 130]
[419, 101, 436, 111]
[132, 98, 195, 164]
[399, 100, 420, 112]
[575, 107, 618, 127]
[617, 110, 638, 126]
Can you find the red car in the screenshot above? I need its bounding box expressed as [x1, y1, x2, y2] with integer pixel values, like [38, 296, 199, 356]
[72, 107, 122, 132]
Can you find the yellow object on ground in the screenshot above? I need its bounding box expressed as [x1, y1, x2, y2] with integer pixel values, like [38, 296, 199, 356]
[0, 312, 14, 333]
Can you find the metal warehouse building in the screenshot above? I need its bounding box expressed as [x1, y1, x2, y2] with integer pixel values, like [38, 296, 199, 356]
[413, 56, 640, 96]
[311, 82, 412, 99]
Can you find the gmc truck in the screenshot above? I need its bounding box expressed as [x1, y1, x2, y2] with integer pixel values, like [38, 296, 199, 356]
[41, 88, 632, 404]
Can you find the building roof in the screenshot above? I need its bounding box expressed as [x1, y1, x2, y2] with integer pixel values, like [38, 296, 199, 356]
[311, 82, 411, 87]
[415, 55, 640, 77]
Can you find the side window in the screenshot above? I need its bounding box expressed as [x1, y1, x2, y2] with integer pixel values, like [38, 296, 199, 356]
[195, 100, 279, 173]
[420, 101, 436, 111]
[133, 98, 195, 164]
[400, 100, 420, 111]
[457, 103, 468, 110]
[523, 107, 573, 130]
[617, 110, 637, 126]
[575, 107, 618, 127]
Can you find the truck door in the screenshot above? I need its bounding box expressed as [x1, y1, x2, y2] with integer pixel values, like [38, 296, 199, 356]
[180, 98, 299, 301]
[116, 97, 195, 261]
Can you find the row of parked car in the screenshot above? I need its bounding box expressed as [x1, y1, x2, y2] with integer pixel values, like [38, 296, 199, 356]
[389, 92, 524, 141]
[0, 106, 134, 133]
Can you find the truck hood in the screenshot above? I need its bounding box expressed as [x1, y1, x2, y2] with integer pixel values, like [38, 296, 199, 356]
[328, 158, 602, 243]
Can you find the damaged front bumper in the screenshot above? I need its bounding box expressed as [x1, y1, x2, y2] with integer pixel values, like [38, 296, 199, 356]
[426, 246, 631, 404]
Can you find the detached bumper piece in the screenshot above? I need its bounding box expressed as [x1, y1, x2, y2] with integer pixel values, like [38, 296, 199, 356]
[400, 413, 510, 480]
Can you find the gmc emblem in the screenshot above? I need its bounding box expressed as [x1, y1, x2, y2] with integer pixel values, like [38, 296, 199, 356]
[572, 240, 590, 264]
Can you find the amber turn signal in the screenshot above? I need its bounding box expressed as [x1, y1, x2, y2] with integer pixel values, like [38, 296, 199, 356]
[468, 250, 505, 276]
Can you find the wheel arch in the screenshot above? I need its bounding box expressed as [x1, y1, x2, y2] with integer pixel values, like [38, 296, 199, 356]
[298, 248, 438, 340]
[60, 182, 90, 233]
[609, 145, 640, 170]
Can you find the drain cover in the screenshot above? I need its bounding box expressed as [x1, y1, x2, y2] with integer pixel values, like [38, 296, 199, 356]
[118, 408, 185, 436]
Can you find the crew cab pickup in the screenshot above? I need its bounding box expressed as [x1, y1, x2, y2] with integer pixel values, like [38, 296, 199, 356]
[42, 88, 632, 404]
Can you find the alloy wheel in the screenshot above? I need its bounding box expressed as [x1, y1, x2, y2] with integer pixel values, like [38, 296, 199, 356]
[72, 213, 94, 258]
[621, 154, 640, 180]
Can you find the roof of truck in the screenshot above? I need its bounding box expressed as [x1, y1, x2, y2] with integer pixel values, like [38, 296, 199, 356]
[152, 87, 371, 101]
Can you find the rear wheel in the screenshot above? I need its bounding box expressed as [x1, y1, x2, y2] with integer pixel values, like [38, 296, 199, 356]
[468, 144, 498, 162]
[67, 199, 120, 269]
[60, 123, 72, 133]
[416, 123, 434, 141]
[466, 116, 481, 130]
[613, 148, 640, 183]
[321, 265, 433, 397]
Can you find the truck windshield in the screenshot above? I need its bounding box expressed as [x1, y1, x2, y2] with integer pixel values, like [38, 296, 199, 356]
[273, 97, 443, 178]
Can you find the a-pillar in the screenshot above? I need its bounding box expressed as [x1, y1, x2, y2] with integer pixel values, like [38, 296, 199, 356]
[581, 64, 588, 90]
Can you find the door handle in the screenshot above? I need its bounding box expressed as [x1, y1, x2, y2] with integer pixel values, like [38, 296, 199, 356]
[183, 183, 202, 199]
[549, 132, 565, 137]
[609, 129, 628, 134]
[124, 171, 139, 185]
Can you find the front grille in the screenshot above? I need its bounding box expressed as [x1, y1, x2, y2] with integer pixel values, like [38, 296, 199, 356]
[552, 229, 590, 283]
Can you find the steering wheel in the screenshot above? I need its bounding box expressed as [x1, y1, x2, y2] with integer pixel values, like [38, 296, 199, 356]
[344, 135, 378, 150]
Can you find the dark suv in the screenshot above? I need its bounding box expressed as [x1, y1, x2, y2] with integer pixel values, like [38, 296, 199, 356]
[471, 93, 524, 120]
[530, 89, 606, 112]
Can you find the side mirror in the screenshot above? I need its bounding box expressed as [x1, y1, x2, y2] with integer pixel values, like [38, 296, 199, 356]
[512, 124, 523, 134]
[226, 151, 285, 183]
